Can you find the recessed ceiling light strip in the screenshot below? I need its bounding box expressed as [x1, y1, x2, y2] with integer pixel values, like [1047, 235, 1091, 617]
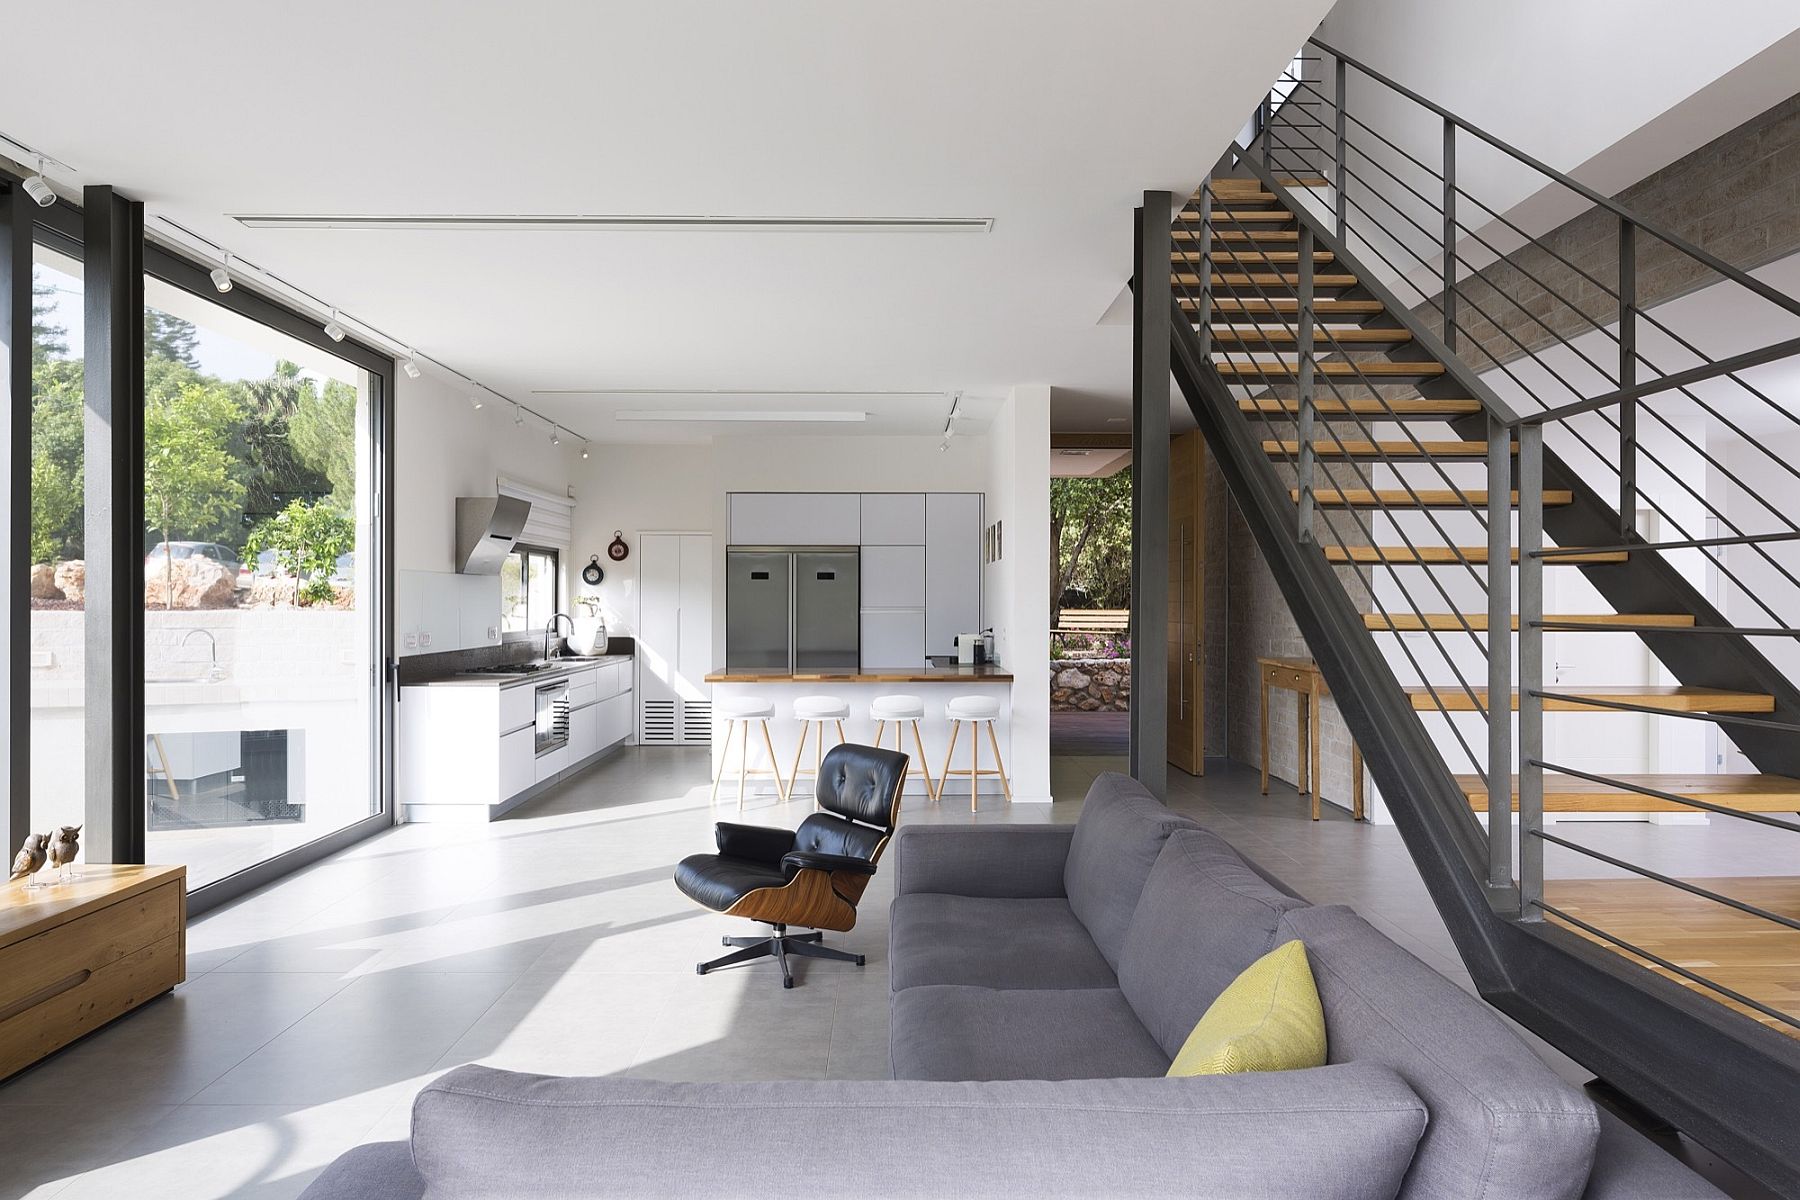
[613, 411, 869, 423]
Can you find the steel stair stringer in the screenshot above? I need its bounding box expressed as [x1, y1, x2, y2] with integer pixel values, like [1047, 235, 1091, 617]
[1169, 301, 1800, 1192]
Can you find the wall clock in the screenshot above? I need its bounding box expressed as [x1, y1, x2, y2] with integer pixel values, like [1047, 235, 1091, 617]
[607, 531, 630, 562]
[582, 555, 605, 585]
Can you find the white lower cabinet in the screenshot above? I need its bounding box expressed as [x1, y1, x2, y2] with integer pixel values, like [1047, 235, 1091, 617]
[534, 744, 569, 783]
[598, 693, 632, 747]
[571, 703, 602, 760]
[499, 727, 536, 799]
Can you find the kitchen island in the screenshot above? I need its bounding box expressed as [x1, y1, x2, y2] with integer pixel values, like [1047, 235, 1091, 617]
[703, 663, 1013, 799]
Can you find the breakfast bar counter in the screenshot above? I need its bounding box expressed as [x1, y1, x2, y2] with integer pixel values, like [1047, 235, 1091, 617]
[705, 664, 1013, 799]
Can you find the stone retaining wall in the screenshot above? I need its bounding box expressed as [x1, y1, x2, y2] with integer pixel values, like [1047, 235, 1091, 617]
[1050, 659, 1131, 712]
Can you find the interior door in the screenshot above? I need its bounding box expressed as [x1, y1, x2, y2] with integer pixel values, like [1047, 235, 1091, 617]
[1167, 432, 1206, 775]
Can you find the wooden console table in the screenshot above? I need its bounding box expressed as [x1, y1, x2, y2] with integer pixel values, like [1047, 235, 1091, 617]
[0, 864, 186, 1080]
[1258, 656, 1365, 821]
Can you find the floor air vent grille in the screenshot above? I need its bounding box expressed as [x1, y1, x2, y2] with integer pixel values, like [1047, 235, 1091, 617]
[640, 699, 677, 744]
[682, 700, 713, 744]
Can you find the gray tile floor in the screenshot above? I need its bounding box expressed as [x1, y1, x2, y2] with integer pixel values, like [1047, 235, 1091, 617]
[2, 746, 1779, 1197]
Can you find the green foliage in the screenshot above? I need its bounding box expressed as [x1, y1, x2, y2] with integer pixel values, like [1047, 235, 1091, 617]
[245, 500, 354, 606]
[290, 379, 358, 512]
[29, 360, 84, 563]
[1050, 471, 1133, 624]
[144, 381, 247, 603]
[228, 360, 334, 529]
[144, 309, 201, 369]
[31, 272, 68, 366]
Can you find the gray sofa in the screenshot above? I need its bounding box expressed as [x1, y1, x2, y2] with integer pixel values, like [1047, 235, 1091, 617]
[301, 773, 1726, 1199]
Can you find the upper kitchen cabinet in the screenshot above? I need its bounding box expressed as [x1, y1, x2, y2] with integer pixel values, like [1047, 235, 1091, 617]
[925, 492, 983, 657]
[730, 493, 859, 546]
[859, 493, 926, 545]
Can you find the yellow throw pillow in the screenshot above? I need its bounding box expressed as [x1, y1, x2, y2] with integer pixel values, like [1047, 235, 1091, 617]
[1166, 939, 1326, 1076]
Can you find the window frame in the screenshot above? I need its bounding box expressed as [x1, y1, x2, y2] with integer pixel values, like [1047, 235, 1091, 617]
[501, 542, 561, 638]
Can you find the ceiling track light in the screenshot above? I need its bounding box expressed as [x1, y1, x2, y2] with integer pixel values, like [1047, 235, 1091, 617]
[209, 253, 233, 294]
[401, 351, 422, 379]
[513, 404, 526, 428]
[580, 442, 591, 460]
[550, 426, 562, 447]
[323, 309, 346, 342]
[469, 389, 485, 411]
[22, 157, 55, 208]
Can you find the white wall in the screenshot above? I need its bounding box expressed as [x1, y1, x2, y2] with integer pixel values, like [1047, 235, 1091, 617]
[395, 373, 579, 575]
[985, 385, 1053, 803]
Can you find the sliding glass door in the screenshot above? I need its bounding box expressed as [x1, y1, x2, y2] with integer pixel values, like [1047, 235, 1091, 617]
[138, 277, 380, 890]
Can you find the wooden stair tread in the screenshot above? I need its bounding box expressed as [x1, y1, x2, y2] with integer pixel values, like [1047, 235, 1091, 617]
[1263, 438, 1500, 458]
[1457, 773, 1800, 812]
[1202, 298, 1385, 314]
[1201, 251, 1335, 265]
[1324, 546, 1628, 565]
[1184, 273, 1359, 287]
[1175, 229, 1301, 242]
[1216, 361, 1446, 378]
[1246, 397, 1475, 416]
[1302, 488, 1574, 507]
[1215, 328, 1409, 345]
[1176, 210, 1295, 222]
[1408, 686, 1773, 713]
[1366, 613, 1692, 631]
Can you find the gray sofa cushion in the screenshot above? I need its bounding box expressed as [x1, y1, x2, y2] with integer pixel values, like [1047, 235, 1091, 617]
[298, 1141, 422, 1200]
[889, 893, 1116, 991]
[1280, 905, 1600, 1200]
[891, 984, 1170, 1081]
[892, 824, 1074, 898]
[410, 1062, 1427, 1200]
[1063, 771, 1195, 968]
[1117, 828, 1311, 1058]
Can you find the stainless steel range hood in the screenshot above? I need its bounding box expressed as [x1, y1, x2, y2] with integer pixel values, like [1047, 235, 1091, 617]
[455, 496, 531, 574]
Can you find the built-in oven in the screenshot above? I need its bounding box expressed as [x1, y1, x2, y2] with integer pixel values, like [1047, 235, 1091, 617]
[534, 680, 571, 755]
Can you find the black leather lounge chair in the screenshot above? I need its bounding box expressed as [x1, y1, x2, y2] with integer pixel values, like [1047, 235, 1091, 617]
[675, 742, 907, 988]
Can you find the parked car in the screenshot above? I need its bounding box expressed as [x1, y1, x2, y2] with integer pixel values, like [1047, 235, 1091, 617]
[144, 541, 241, 584]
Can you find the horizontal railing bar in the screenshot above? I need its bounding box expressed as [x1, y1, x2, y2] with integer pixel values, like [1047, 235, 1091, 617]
[1533, 761, 1800, 833]
[1523, 336, 1800, 426]
[1526, 694, 1800, 734]
[1311, 35, 1800, 322]
[1531, 830, 1800, 931]
[1533, 901, 1800, 1033]
[1535, 622, 1800, 637]
[1534, 530, 1800, 558]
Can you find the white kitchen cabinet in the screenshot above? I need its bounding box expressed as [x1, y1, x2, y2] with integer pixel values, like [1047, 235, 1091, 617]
[598, 693, 632, 748]
[861, 545, 926, 609]
[638, 534, 714, 745]
[861, 610, 926, 670]
[499, 684, 535, 734]
[570, 704, 601, 760]
[730, 493, 859, 546]
[534, 744, 569, 783]
[925, 492, 983, 657]
[499, 726, 536, 799]
[860, 493, 926, 545]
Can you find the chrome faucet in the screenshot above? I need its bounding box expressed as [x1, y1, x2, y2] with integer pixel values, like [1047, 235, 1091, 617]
[543, 613, 576, 661]
[179, 628, 226, 682]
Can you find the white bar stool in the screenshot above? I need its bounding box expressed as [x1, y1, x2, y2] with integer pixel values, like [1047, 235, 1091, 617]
[870, 694, 939, 802]
[940, 695, 1011, 812]
[787, 695, 849, 805]
[712, 697, 784, 811]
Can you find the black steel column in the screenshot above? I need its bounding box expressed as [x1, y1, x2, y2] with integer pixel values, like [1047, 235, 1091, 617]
[83, 186, 145, 864]
[1130, 192, 1171, 798]
[1, 179, 29, 853]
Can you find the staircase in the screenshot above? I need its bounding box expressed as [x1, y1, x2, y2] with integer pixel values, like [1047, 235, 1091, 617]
[1154, 38, 1800, 1194]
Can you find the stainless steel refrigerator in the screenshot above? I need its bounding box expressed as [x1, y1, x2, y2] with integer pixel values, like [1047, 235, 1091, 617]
[726, 548, 860, 671]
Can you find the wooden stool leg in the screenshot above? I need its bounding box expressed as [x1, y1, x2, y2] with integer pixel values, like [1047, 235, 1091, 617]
[911, 720, 938, 802]
[737, 715, 750, 812]
[711, 720, 734, 803]
[1352, 744, 1365, 821]
[1259, 677, 1270, 795]
[983, 720, 1012, 802]
[814, 724, 824, 811]
[970, 718, 980, 813]
[787, 723, 808, 804]
[834, 720, 846, 745]
[940, 720, 961, 802]
[871, 721, 884, 751]
[759, 720, 784, 803]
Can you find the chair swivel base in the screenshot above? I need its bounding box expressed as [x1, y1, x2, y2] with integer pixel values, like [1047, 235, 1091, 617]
[695, 922, 865, 989]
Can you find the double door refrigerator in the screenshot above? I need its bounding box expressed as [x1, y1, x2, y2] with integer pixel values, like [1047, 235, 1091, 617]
[725, 548, 860, 671]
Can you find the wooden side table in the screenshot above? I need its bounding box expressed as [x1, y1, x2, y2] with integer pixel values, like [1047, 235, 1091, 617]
[1, 864, 186, 1080]
[1258, 656, 1365, 821]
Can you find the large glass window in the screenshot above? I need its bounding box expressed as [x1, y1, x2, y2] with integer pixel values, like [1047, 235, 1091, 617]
[140, 277, 378, 889]
[500, 544, 558, 634]
[28, 246, 86, 838]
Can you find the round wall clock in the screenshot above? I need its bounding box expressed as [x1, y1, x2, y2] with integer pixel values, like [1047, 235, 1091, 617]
[581, 555, 605, 585]
[607, 531, 630, 562]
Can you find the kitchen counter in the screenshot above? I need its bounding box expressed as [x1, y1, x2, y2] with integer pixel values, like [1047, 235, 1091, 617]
[704, 663, 1013, 684]
[405, 653, 634, 688]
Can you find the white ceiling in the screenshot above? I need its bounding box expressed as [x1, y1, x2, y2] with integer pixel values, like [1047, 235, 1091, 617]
[1, 1, 1334, 442]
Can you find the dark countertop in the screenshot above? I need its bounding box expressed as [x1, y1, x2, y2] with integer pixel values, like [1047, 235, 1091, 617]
[704, 663, 1013, 684]
[402, 653, 634, 689]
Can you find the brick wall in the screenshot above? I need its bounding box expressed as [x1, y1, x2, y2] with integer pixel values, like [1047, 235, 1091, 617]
[1424, 91, 1800, 371]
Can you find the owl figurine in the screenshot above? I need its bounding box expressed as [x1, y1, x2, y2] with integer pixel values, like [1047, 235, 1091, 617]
[48, 825, 82, 882]
[10, 832, 49, 887]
